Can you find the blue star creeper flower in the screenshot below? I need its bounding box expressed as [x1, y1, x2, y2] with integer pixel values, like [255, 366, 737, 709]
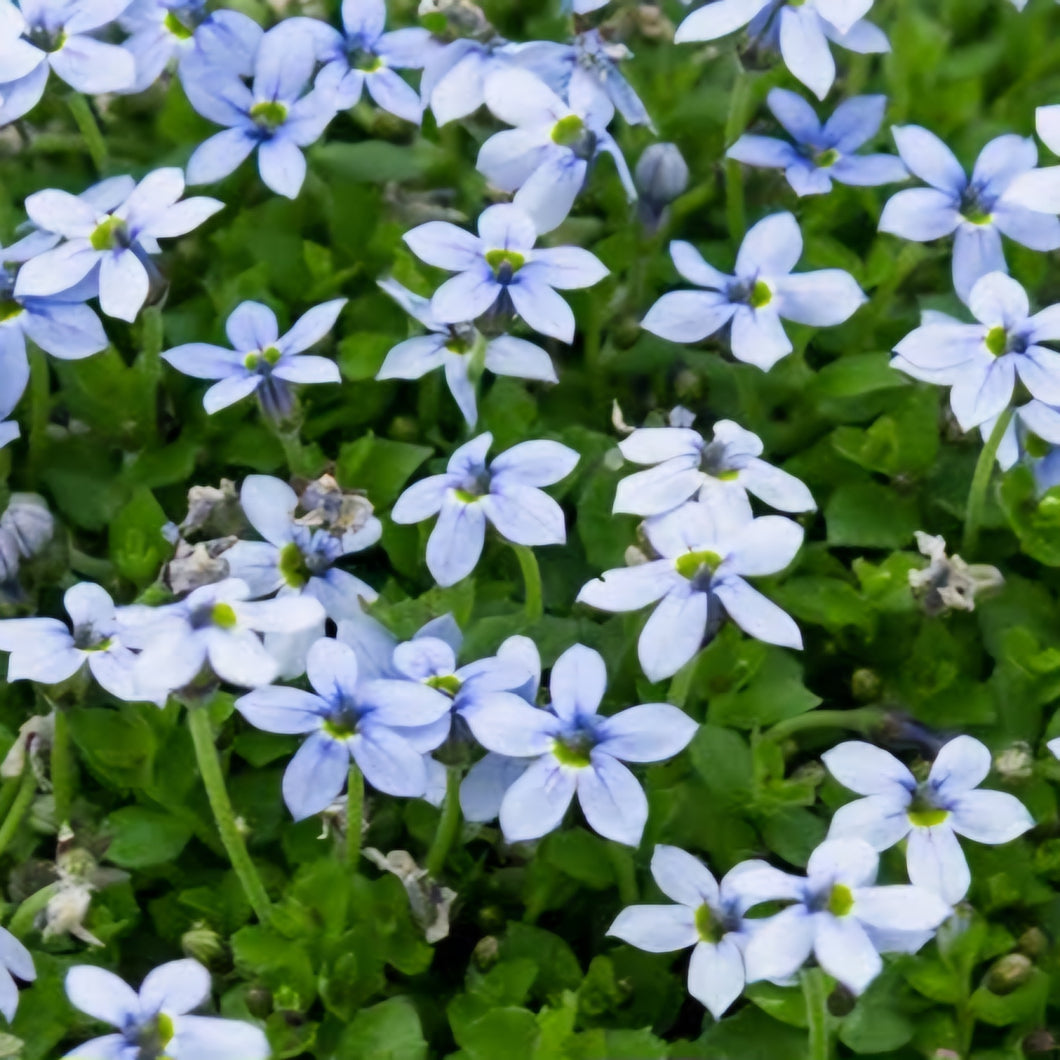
[420, 36, 525, 127]
[119, 0, 262, 95]
[0, 927, 33, 1021]
[403, 202, 609, 344]
[162, 297, 346, 416]
[391, 431, 579, 587]
[728, 89, 907, 196]
[0, 0, 136, 125]
[615, 415, 815, 518]
[184, 21, 339, 199]
[879, 127, 1060, 301]
[62, 958, 267, 1060]
[376, 278, 556, 428]
[641, 211, 865, 370]
[463, 643, 697, 845]
[675, 1, 888, 102]
[742, 838, 951, 996]
[823, 736, 1034, 905]
[892, 271, 1060, 432]
[15, 169, 223, 322]
[578, 502, 803, 681]
[563, 0, 609, 12]
[607, 846, 792, 1019]
[235, 637, 452, 818]
[478, 67, 635, 234]
[288, 0, 436, 123]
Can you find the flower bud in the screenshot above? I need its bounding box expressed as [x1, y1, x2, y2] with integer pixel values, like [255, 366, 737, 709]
[1018, 928, 1048, 959]
[472, 935, 500, 970]
[995, 742, 1034, 781]
[1023, 1029, 1057, 1056]
[851, 668, 881, 702]
[984, 953, 1034, 995]
[635, 143, 689, 207]
[0, 493, 53, 558]
[182, 923, 224, 966]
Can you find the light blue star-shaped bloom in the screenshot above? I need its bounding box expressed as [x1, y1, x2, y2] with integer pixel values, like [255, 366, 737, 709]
[562, 0, 609, 12]
[478, 67, 635, 234]
[162, 298, 346, 416]
[892, 271, 1060, 432]
[464, 643, 697, 845]
[728, 89, 908, 196]
[578, 501, 803, 681]
[404, 203, 608, 343]
[184, 21, 339, 199]
[675, 0, 888, 101]
[742, 839, 951, 995]
[288, 0, 436, 123]
[376, 278, 556, 427]
[119, 0, 262, 94]
[62, 959, 268, 1060]
[1001, 104, 1060, 215]
[615, 416, 816, 518]
[641, 211, 866, 370]
[14, 169, 223, 322]
[0, 0, 136, 125]
[607, 846, 793, 1018]
[420, 36, 527, 127]
[391, 431, 579, 587]
[0, 928, 33, 1022]
[235, 637, 452, 818]
[824, 736, 1035, 905]
[129, 577, 325, 692]
[879, 127, 1060, 301]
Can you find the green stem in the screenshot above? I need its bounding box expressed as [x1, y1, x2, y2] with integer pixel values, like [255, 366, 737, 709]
[28, 350, 50, 486]
[7, 882, 60, 939]
[346, 761, 363, 871]
[51, 708, 74, 829]
[137, 305, 164, 439]
[185, 703, 272, 923]
[424, 767, 462, 878]
[762, 706, 886, 745]
[668, 652, 700, 708]
[67, 94, 107, 174]
[0, 765, 36, 860]
[802, 968, 832, 1060]
[962, 406, 1014, 558]
[723, 57, 753, 243]
[512, 544, 543, 623]
[0, 777, 20, 825]
[607, 843, 638, 907]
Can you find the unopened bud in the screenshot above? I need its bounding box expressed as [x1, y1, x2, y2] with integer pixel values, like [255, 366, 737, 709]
[995, 742, 1034, 781]
[984, 953, 1034, 995]
[1, 493, 53, 558]
[1023, 1029, 1057, 1056]
[245, 985, 273, 1020]
[827, 983, 856, 1017]
[635, 143, 689, 208]
[182, 923, 224, 965]
[472, 935, 500, 971]
[1018, 928, 1048, 959]
[851, 668, 881, 702]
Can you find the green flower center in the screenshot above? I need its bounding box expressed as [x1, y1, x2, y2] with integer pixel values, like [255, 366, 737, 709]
[552, 734, 594, 769]
[89, 215, 128, 252]
[484, 249, 525, 279]
[0, 300, 24, 324]
[907, 806, 950, 827]
[137, 1011, 176, 1054]
[426, 674, 462, 697]
[279, 542, 310, 589]
[749, 279, 772, 309]
[694, 902, 722, 943]
[323, 715, 357, 739]
[211, 603, 238, 629]
[675, 549, 722, 581]
[827, 883, 854, 917]
[985, 325, 1009, 357]
[453, 488, 483, 503]
[964, 208, 992, 225]
[163, 11, 194, 39]
[551, 114, 586, 147]
[250, 100, 289, 132]
[816, 147, 840, 168]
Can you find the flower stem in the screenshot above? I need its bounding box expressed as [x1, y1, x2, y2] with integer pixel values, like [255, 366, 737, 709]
[723, 55, 753, 243]
[802, 968, 832, 1060]
[67, 94, 107, 174]
[137, 305, 164, 439]
[668, 652, 700, 708]
[424, 767, 462, 879]
[346, 760, 364, 871]
[762, 706, 886, 745]
[512, 544, 543, 623]
[185, 702, 272, 923]
[607, 842, 638, 907]
[28, 349, 50, 487]
[0, 765, 36, 861]
[962, 406, 1014, 558]
[50, 707, 74, 829]
[0, 777, 19, 824]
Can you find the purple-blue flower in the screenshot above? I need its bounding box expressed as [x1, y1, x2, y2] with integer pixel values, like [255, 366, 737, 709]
[391, 432, 579, 587]
[162, 298, 346, 416]
[641, 211, 865, 370]
[463, 643, 697, 845]
[404, 203, 608, 344]
[728, 89, 907, 196]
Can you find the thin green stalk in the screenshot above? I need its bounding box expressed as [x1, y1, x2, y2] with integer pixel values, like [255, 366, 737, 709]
[137, 305, 164, 438]
[607, 843, 638, 907]
[185, 703, 272, 923]
[802, 968, 832, 1060]
[0, 776, 20, 825]
[424, 767, 462, 878]
[28, 350, 50, 486]
[51, 708, 74, 829]
[67, 94, 107, 173]
[668, 653, 700, 709]
[723, 57, 753, 242]
[762, 706, 886, 745]
[512, 544, 543, 623]
[346, 761, 364, 871]
[962, 406, 1014, 558]
[0, 765, 36, 860]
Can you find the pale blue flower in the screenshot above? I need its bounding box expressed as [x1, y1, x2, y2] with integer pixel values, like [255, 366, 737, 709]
[185, 21, 339, 199]
[235, 637, 451, 818]
[404, 203, 608, 343]
[824, 736, 1035, 905]
[15, 169, 223, 322]
[742, 839, 951, 995]
[892, 271, 1060, 431]
[464, 643, 697, 845]
[420, 36, 523, 127]
[0, 927, 32, 1021]
[1002, 104, 1060, 213]
[675, 0, 888, 101]
[641, 211, 865, 370]
[162, 298, 346, 416]
[607, 846, 791, 1018]
[578, 501, 803, 681]
[562, 0, 609, 12]
[377, 278, 556, 427]
[615, 416, 816, 518]
[478, 67, 635, 233]
[63, 959, 268, 1059]
[0, 0, 135, 125]
[728, 89, 907, 196]
[879, 127, 1060, 301]
[391, 431, 579, 587]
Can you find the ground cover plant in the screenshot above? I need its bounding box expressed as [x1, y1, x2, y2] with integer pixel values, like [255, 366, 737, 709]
[5, 0, 1060, 1057]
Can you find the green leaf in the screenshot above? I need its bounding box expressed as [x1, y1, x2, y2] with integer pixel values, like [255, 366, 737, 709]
[103, 806, 192, 868]
[708, 649, 822, 728]
[109, 487, 170, 586]
[337, 432, 433, 508]
[825, 481, 920, 549]
[337, 997, 428, 1060]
